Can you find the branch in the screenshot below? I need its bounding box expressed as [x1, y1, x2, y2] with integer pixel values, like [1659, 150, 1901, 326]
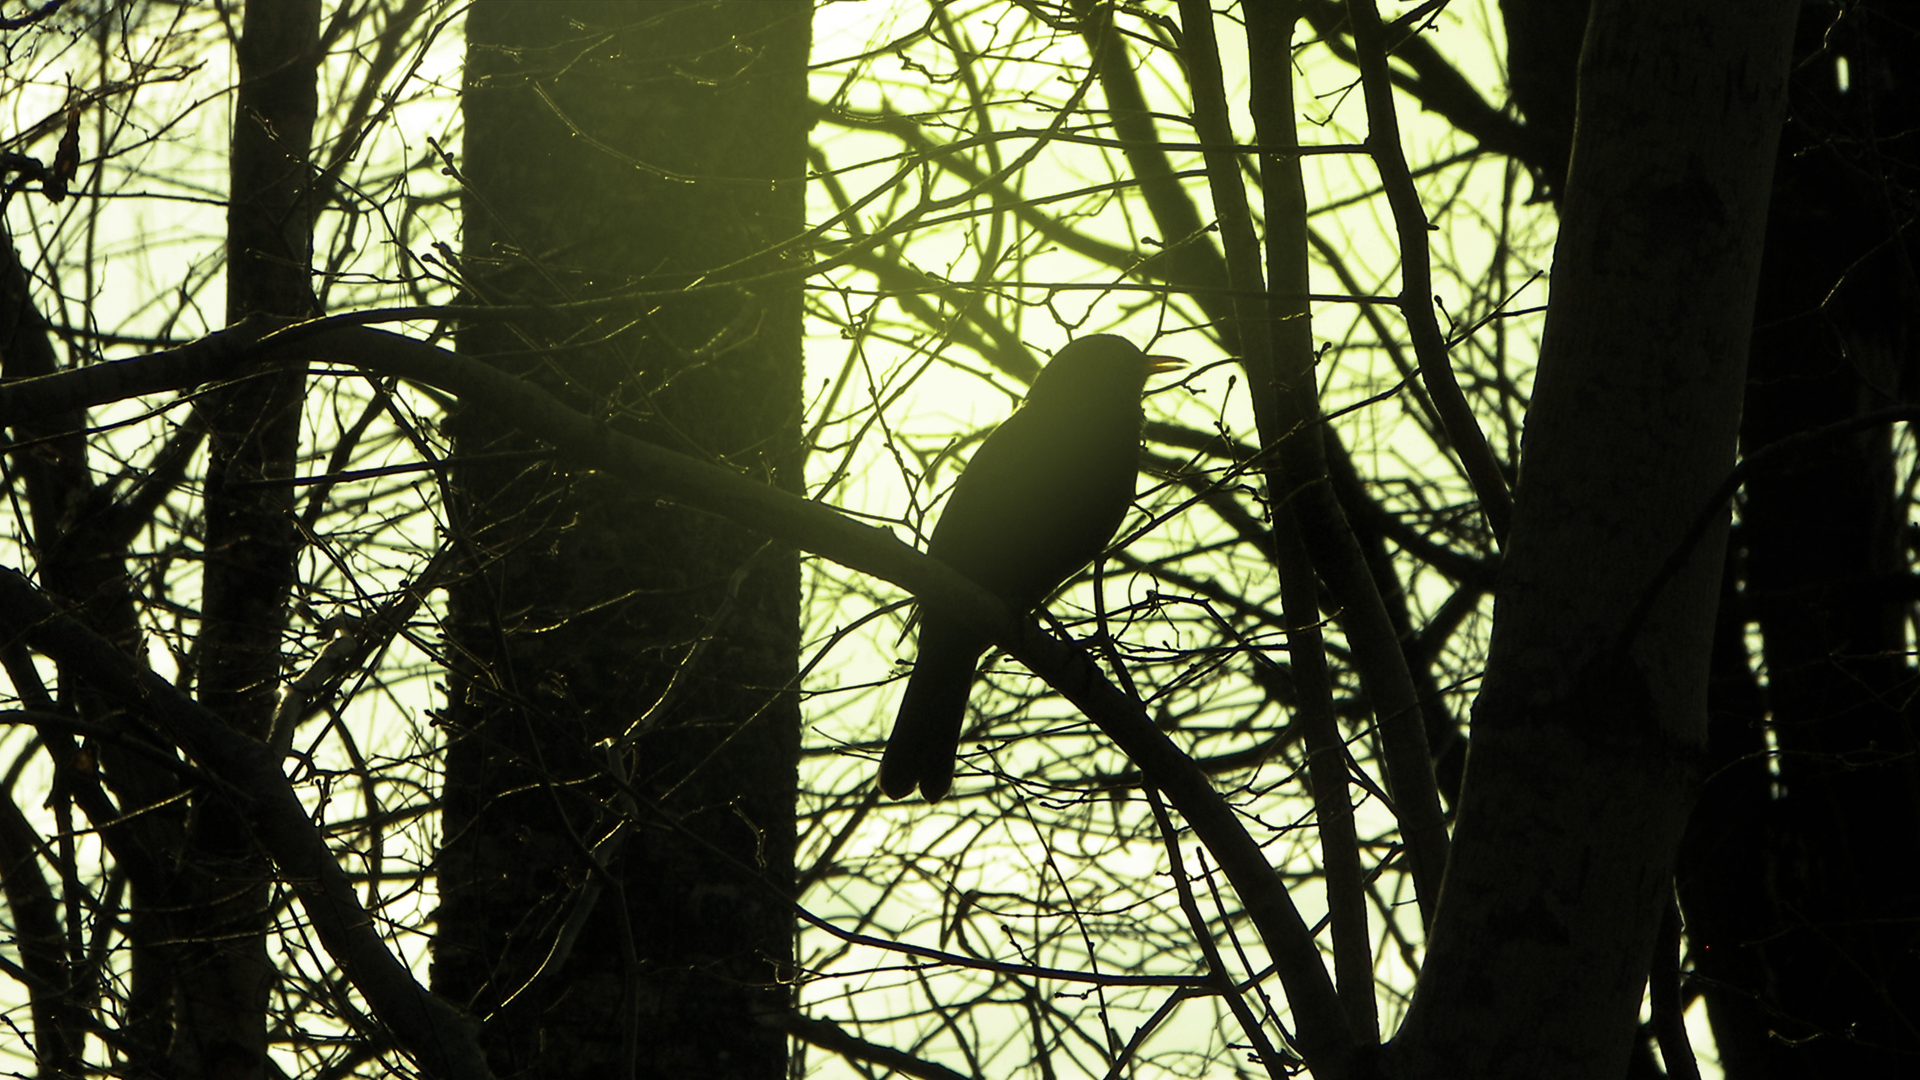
[1347, 0, 1515, 543]
[0, 0, 67, 32]
[1243, 5, 1382, 1040]
[0, 567, 492, 1080]
[318, 321, 1363, 1071]
[1181, 0, 1448, 940]
[773, 1010, 972, 1080]
[0, 314, 1358, 1068]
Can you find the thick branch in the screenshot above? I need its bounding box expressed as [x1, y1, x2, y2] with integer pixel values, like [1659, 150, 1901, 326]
[1246, 1, 1377, 1037]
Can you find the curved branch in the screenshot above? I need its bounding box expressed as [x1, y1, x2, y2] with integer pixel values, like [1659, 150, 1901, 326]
[1348, 0, 1515, 543]
[0, 568, 492, 1080]
[0, 314, 1358, 1073]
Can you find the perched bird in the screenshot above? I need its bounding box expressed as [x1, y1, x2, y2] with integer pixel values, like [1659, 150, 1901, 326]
[879, 335, 1185, 801]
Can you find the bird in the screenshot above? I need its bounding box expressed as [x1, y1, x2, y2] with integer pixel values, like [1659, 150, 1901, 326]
[879, 334, 1185, 801]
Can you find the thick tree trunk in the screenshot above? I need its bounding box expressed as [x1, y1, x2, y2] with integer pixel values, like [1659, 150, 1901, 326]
[1384, 2, 1797, 1077]
[1495, 3, 1920, 1074]
[435, 3, 809, 1078]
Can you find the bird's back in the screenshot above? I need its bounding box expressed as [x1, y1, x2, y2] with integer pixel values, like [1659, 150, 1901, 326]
[926, 392, 1143, 611]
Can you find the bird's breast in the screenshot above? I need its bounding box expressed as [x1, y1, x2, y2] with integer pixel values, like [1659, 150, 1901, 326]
[925, 407, 1145, 610]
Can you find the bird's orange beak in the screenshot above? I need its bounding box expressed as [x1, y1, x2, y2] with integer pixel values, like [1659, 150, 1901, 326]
[1145, 355, 1186, 376]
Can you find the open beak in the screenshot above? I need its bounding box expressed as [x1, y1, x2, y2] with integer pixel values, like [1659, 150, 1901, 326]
[1145, 355, 1187, 376]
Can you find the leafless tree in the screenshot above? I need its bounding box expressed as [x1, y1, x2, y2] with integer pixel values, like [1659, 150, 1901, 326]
[2, 3, 1911, 1080]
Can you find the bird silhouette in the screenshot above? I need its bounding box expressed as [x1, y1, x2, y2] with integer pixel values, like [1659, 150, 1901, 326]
[879, 335, 1185, 801]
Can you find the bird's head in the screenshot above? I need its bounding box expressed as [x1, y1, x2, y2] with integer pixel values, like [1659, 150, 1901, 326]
[1024, 334, 1186, 409]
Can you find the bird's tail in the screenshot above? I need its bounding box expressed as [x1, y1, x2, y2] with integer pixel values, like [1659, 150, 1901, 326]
[878, 619, 984, 801]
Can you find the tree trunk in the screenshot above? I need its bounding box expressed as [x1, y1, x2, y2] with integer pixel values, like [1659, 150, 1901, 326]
[1493, 2, 1920, 1074]
[435, 3, 810, 1077]
[174, 2, 322, 1075]
[1385, 2, 1797, 1076]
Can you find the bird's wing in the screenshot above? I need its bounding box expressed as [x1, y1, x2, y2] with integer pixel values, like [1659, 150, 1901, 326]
[926, 403, 1142, 609]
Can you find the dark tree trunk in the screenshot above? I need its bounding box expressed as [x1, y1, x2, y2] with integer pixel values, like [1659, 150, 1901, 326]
[1386, 1, 1797, 1076]
[1688, 6, 1920, 1074]
[1492, 2, 1920, 1074]
[435, 3, 810, 1078]
[171, 1, 321, 1076]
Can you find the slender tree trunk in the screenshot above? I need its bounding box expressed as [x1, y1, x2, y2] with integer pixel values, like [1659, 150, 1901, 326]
[435, 3, 809, 1077]
[168, 2, 322, 1075]
[1385, 2, 1797, 1076]
[2, 205, 102, 1080]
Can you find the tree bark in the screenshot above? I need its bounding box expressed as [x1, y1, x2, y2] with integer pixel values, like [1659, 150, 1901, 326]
[436, 3, 809, 1078]
[175, 1, 322, 1075]
[1384, 2, 1797, 1077]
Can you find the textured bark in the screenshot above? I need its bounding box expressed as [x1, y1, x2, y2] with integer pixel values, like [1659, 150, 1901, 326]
[1492, 3, 1920, 1074]
[1384, 2, 1797, 1077]
[436, 3, 809, 1078]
